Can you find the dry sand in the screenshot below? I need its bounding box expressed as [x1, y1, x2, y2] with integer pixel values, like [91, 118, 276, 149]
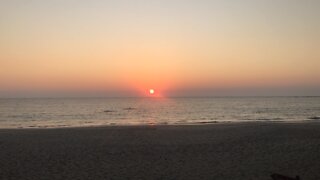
[1, 122, 320, 180]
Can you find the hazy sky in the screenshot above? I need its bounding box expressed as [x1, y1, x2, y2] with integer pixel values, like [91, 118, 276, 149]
[1, 0, 320, 97]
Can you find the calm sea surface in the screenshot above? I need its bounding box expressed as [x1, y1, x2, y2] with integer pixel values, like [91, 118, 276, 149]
[0, 97, 319, 128]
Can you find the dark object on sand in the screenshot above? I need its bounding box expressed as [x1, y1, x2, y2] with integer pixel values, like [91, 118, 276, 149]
[271, 173, 300, 180]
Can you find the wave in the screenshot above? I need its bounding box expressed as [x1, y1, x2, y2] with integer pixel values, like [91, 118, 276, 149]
[308, 116, 320, 120]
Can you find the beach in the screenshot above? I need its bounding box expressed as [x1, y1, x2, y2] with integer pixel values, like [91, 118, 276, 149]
[1, 122, 320, 180]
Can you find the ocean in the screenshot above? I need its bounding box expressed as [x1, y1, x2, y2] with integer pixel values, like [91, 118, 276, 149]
[0, 97, 319, 128]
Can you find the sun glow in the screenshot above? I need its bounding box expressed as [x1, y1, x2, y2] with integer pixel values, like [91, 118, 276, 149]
[149, 89, 155, 95]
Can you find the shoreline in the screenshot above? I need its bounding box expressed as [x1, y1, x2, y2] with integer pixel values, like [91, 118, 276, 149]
[0, 120, 318, 130]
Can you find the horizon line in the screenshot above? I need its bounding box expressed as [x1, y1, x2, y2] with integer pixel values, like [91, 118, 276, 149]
[1, 95, 320, 99]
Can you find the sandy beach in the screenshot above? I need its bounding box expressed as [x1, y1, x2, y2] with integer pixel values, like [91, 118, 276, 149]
[1, 122, 320, 180]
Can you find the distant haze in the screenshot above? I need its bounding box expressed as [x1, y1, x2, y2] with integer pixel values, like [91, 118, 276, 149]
[1, 0, 320, 97]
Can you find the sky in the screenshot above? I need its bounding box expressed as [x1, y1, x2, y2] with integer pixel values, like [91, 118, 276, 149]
[1, 0, 320, 97]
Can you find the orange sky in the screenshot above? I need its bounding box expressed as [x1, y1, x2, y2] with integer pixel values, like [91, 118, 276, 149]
[1, 0, 320, 97]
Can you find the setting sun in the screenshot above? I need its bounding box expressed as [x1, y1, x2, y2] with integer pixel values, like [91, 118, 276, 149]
[149, 89, 155, 95]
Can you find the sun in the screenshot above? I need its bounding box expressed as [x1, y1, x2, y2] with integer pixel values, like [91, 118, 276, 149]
[149, 89, 155, 95]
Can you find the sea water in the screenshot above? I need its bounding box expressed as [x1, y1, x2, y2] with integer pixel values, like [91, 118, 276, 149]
[0, 97, 319, 128]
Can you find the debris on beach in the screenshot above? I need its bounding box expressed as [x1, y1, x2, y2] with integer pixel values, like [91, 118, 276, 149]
[271, 173, 300, 180]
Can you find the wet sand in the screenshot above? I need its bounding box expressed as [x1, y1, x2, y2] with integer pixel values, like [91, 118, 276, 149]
[1, 122, 320, 180]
